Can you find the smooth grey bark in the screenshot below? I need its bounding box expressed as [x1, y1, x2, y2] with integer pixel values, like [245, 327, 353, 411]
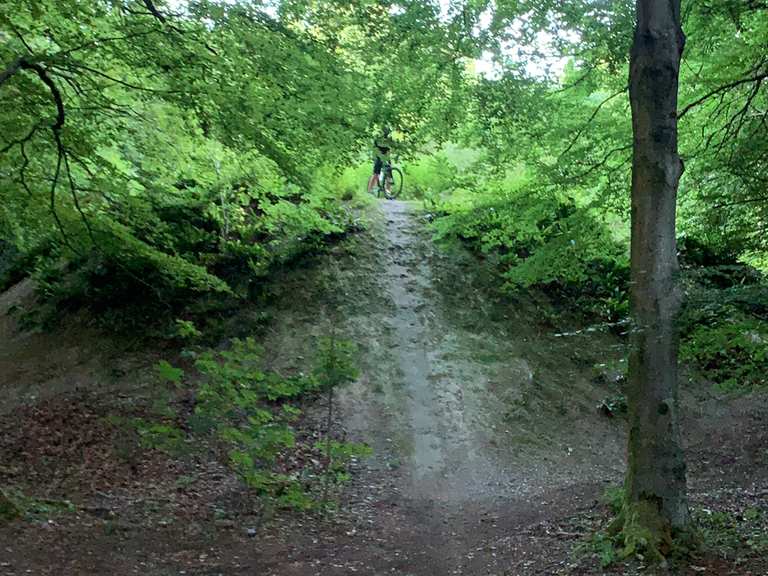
[625, 0, 690, 531]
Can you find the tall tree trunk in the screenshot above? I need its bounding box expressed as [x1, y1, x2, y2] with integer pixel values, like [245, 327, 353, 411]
[621, 0, 690, 557]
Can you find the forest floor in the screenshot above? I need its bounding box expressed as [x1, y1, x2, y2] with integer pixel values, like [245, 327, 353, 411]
[0, 200, 767, 575]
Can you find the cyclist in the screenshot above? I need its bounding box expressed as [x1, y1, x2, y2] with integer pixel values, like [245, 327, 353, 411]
[367, 127, 395, 194]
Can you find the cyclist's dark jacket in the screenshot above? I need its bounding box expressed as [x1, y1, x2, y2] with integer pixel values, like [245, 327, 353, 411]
[373, 135, 394, 174]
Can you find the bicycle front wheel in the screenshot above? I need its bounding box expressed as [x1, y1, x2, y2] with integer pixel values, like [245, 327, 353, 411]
[384, 167, 403, 199]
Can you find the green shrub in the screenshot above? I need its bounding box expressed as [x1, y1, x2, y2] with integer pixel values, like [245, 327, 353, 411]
[432, 182, 629, 320]
[0, 239, 35, 292]
[0, 488, 74, 524]
[681, 316, 768, 391]
[602, 486, 625, 515]
[694, 507, 768, 559]
[0, 489, 21, 524]
[13, 168, 357, 333]
[156, 335, 367, 509]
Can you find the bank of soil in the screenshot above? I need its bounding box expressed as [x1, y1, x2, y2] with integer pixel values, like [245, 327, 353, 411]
[0, 201, 766, 575]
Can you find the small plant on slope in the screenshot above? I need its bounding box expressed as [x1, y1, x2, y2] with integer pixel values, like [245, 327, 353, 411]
[155, 335, 369, 509]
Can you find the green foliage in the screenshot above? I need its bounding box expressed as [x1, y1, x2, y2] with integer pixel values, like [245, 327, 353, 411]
[0, 0, 764, 337]
[0, 239, 40, 292]
[134, 418, 186, 454]
[578, 487, 625, 568]
[335, 164, 374, 201]
[676, 6, 768, 260]
[191, 338, 314, 473]
[105, 412, 187, 456]
[581, 486, 700, 568]
[602, 486, 625, 516]
[0, 489, 21, 524]
[588, 531, 620, 569]
[175, 319, 202, 341]
[313, 335, 359, 391]
[147, 335, 366, 509]
[314, 440, 372, 485]
[431, 174, 629, 319]
[155, 360, 184, 386]
[694, 507, 768, 560]
[597, 394, 628, 417]
[607, 502, 691, 566]
[675, 242, 768, 391]
[0, 488, 74, 523]
[681, 316, 768, 391]
[155, 339, 319, 504]
[406, 152, 460, 201]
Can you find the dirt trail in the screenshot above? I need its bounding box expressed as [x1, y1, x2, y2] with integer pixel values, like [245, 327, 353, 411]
[372, 200, 502, 500]
[339, 201, 622, 497]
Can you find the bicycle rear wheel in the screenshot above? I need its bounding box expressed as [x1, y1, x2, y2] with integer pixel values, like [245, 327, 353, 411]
[384, 167, 403, 199]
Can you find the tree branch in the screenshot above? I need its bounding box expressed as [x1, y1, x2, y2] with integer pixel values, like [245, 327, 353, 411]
[49, 131, 74, 251]
[0, 121, 41, 155]
[51, 61, 181, 94]
[678, 70, 768, 119]
[559, 86, 627, 158]
[0, 57, 25, 86]
[60, 137, 95, 243]
[569, 144, 632, 181]
[3, 58, 78, 248]
[142, 0, 167, 22]
[20, 61, 66, 129]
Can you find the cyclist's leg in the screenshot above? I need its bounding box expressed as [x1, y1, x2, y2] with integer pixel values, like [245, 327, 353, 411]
[368, 157, 383, 193]
[384, 164, 392, 193]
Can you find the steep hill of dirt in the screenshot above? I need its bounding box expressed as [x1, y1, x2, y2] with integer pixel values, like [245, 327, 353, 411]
[0, 200, 766, 575]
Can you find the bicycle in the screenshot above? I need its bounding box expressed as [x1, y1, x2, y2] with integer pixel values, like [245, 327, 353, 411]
[375, 161, 403, 200]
